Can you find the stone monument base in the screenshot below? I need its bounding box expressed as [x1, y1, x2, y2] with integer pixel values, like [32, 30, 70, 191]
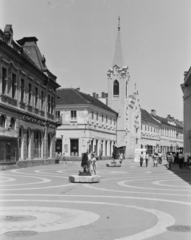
[69, 175, 101, 183]
[106, 161, 121, 167]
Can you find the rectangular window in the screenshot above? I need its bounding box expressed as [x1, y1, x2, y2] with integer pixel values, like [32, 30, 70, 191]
[102, 115, 104, 122]
[48, 95, 51, 113]
[141, 124, 142, 130]
[145, 125, 147, 131]
[35, 87, 38, 107]
[110, 117, 112, 124]
[56, 111, 60, 118]
[51, 96, 54, 114]
[106, 116, 108, 123]
[2, 68, 7, 94]
[20, 79, 25, 102]
[41, 91, 44, 109]
[92, 111, 94, 120]
[12, 73, 16, 98]
[28, 83, 32, 105]
[71, 110, 77, 119]
[96, 113, 98, 121]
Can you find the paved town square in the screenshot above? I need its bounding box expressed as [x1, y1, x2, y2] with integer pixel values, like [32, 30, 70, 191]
[0, 159, 191, 240]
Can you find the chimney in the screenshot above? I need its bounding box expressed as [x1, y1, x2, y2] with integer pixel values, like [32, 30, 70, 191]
[96, 94, 99, 98]
[76, 87, 80, 92]
[151, 109, 156, 116]
[93, 93, 96, 98]
[101, 92, 105, 98]
[167, 114, 171, 119]
[105, 93, 108, 98]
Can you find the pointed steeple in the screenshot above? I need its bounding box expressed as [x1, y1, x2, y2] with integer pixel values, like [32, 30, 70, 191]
[113, 16, 124, 68]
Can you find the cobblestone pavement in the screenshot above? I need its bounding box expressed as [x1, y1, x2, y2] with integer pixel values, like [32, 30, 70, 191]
[0, 159, 191, 240]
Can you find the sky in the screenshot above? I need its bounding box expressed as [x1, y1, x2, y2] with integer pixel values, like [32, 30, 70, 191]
[1, 0, 191, 121]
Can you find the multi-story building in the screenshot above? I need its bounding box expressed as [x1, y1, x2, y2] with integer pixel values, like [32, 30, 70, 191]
[141, 109, 183, 154]
[0, 25, 60, 168]
[181, 69, 191, 158]
[55, 88, 118, 159]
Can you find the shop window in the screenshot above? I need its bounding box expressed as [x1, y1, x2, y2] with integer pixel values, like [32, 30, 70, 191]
[0, 115, 6, 128]
[113, 80, 119, 95]
[2, 67, 7, 94]
[70, 139, 78, 156]
[48, 133, 52, 158]
[19, 127, 24, 159]
[34, 130, 42, 158]
[26, 129, 30, 158]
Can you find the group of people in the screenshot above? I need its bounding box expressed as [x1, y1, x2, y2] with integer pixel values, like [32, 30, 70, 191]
[140, 150, 189, 170]
[56, 152, 67, 164]
[81, 151, 97, 175]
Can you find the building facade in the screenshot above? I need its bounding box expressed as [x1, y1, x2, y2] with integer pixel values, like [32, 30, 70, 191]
[181, 68, 191, 157]
[55, 88, 118, 159]
[0, 25, 60, 168]
[141, 109, 183, 154]
[106, 18, 141, 158]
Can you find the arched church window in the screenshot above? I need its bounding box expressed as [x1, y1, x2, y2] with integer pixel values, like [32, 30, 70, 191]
[113, 80, 119, 95]
[0, 115, 6, 128]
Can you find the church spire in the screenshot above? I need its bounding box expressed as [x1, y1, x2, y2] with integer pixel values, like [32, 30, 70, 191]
[113, 16, 124, 68]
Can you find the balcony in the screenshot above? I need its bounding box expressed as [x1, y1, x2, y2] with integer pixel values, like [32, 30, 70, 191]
[19, 101, 25, 109]
[56, 117, 62, 126]
[0, 94, 17, 106]
[34, 107, 39, 114]
[27, 104, 33, 112]
[47, 113, 54, 120]
[40, 110, 45, 117]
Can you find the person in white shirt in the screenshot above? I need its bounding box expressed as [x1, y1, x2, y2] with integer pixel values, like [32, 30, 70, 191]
[140, 152, 144, 167]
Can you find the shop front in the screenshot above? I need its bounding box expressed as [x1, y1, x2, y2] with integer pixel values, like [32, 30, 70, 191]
[0, 136, 18, 165]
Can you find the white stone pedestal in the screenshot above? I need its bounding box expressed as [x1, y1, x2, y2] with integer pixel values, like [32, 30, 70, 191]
[106, 162, 121, 167]
[69, 175, 101, 183]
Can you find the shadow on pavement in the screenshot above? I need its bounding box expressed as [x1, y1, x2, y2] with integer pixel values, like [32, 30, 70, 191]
[164, 163, 191, 186]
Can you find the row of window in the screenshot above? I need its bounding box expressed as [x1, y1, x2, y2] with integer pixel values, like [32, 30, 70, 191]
[1, 67, 55, 114]
[91, 111, 116, 125]
[141, 124, 183, 139]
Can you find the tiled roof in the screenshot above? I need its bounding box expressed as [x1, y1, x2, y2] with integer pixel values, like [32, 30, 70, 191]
[150, 114, 183, 130]
[56, 88, 118, 115]
[141, 109, 160, 125]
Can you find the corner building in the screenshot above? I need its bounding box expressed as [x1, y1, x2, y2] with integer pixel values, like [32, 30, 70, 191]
[0, 25, 60, 168]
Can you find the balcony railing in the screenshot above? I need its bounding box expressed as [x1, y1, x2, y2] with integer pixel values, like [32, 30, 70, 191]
[19, 101, 25, 109]
[40, 110, 45, 117]
[1, 94, 17, 106]
[56, 117, 62, 126]
[47, 113, 54, 120]
[27, 104, 33, 112]
[34, 107, 39, 114]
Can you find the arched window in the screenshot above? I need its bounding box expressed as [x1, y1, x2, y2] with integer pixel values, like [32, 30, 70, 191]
[113, 80, 119, 96]
[26, 129, 31, 159]
[19, 126, 24, 159]
[34, 130, 42, 158]
[0, 115, 6, 128]
[48, 133, 52, 158]
[10, 118, 15, 130]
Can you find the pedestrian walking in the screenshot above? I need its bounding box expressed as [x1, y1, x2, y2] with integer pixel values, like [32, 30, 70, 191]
[140, 152, 144, 167]
[56, 151, 61, 164]
[119, 153, 123, 164]
[178, 153, 184, 169]
[91, 153, 97, 175]
[152, 153, 158, 167]
[81, 152, 88, 173]
[158, 152, 162, 164]
[62, 152, 67, 164]
[145, 152, 149, 167]
[167, 152, 172, 170]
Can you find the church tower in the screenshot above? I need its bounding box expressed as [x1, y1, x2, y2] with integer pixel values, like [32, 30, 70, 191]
[107, 17, 141, 158]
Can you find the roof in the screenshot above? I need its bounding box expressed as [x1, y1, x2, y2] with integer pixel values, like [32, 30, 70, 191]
[150, 114, 183, 130]
[56, 88, 118, 115]
[112, 19, 124, 68]
[141, 109, 160, 126]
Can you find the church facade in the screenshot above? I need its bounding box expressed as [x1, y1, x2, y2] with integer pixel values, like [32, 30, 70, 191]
[106, 18, 141, 158]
